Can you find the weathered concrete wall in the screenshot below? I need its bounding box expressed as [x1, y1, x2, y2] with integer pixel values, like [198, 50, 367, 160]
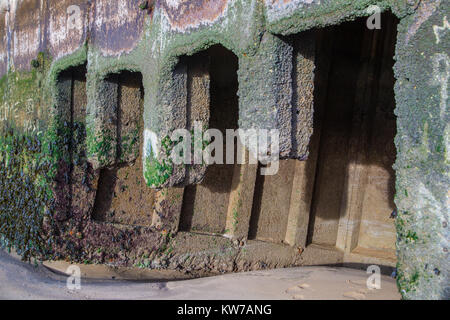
[0, 0, 448, 299]
[393, 0, 449, 300]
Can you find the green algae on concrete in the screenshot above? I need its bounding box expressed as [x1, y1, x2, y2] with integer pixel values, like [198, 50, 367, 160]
[393, 0, 449, 300]
[0, 120, 67, 261]
[265, 0, 415, 35]
[144, 151, 174, 188]
[0, 47, 90, 261]
[0, 0, 448, 299]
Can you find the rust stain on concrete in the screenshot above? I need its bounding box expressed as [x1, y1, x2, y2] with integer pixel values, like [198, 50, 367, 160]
[11, 0, 42, 71]
[47, 0, 87, 60]
[0, 11, 7, 76]
[269, 0, 296, 5]
[91, 0, 146, 56]
[158, 0, 229, 32]
[266, 0, 316, 8]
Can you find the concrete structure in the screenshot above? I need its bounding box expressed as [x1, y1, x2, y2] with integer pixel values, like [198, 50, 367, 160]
[0, 249, 402, 300]
[0, 0, 448, 299]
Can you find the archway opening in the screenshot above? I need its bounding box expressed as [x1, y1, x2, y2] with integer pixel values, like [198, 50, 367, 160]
[249, 13, 399, 264]
[92, 71, 156, 226]
[179, 45, 240, 235]
[55, 63, 96, 221]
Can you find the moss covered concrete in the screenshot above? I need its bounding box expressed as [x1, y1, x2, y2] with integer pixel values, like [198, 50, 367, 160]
[392, 0, 448, 299]
[0, 0, 448, 299]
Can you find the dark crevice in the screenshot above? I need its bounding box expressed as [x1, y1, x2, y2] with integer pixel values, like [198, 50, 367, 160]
[92, 71, 152, 226]
[179, 45, 239, 234]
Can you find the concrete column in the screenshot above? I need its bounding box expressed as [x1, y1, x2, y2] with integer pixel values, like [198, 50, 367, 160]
[238, 32, 295, 159]
[86, 75, 119, 169]
[284, 31, 318, 248]
[144, 55, 211, 188]
[152, 187, 185, 232]
[224, 152, 258, 240]
[141, 59, 187, 188]
[285, 161, 315, 248]
[290, 30, 316, 160]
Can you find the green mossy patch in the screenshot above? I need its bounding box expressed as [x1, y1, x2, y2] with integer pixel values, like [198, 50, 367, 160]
[0, 52, 52, 134]
[0, 48, 90, 261]
[0, 119, 68, 260]
[119, 126, 141, 163]
[86, 125, 115, 167]
[144, 151, 173, 188]
[266, 0, 412, 35]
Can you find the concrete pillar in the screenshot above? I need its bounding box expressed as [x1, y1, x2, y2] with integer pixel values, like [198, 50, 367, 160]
[152, 187, 185, 232]
[143, 59, 188, 188]
[144, 55, 211, 188]
[284, 31, 317, 248]
[86, 75, 119, 169]
[285, 160, 314, 248]
[238, 32, 294, 159]
[225, 152, 258, 241]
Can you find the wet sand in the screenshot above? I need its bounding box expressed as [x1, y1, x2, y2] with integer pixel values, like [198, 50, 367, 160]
[0, 250, 400, 300]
